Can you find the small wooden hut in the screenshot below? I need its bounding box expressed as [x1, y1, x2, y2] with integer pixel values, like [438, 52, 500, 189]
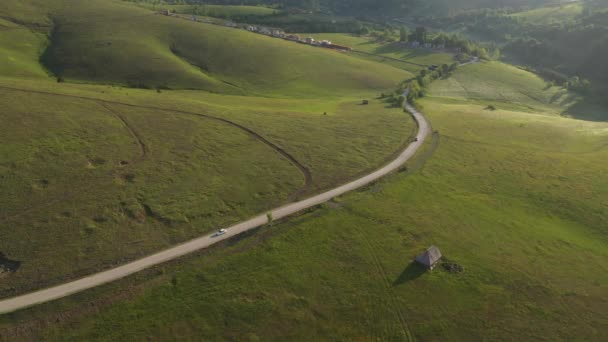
[415, 245, 442, 270]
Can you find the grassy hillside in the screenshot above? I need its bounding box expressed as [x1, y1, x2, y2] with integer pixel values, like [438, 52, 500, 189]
[0, 77, 414, 295]
[0, 0, 412, 96]
[511, 2, 584, 24]
[2, 61, 606, 341]
[0, 28, 48, 79]
[0, 86, 301, 296]
[0, 0, 425, 296]
[1, 0, 606, 339]
[429, 61, 578, 111]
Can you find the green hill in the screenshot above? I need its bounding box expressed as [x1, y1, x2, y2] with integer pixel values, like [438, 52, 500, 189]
[0, 0, 606, 340]
[0, 0, 411, 96]
[4, 53, 606, 342]
[429, 61, 578, 111]
[0, 0, 419, 297]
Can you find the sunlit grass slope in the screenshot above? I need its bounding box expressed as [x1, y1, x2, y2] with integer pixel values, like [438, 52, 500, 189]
[0, 87, 304, 295]
[0, 76, 414, 295]
[0, 0, 417, 294]
[429, 61, 579, 111]
[7, 60, 606, 341]
[512, 2, 584, 25]
[0, 0, 411, 96]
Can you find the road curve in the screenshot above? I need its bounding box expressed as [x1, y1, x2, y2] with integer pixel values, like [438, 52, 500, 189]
[0, 102, 430, 314]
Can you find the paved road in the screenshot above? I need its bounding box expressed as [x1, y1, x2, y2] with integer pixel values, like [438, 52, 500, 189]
[0, 102, 430, 314]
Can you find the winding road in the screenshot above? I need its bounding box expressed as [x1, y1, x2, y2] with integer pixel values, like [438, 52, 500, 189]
[0, 101, 430, 314]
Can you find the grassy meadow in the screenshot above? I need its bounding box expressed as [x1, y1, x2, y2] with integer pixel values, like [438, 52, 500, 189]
[0, 0, 606, 339]
[1, 61, 606, 340]
[0, 0, 417, 295]
[0, 0, 411, 96]
[429, 61, 580, 111]
[46, 0, 410, 96]
[0, 80, 414, 295]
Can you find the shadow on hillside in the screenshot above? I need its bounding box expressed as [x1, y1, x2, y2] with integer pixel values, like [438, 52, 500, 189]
[563, 97, 608, 122]
[393, 262, 426, 286]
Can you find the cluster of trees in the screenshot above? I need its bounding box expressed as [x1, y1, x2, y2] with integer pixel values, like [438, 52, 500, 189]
[565, 76, 592, 94]
[381, 92, 406, 108]
[397, 27, 499, 60]
[406, 63, 459, 104]
[417, 3, 608, 89]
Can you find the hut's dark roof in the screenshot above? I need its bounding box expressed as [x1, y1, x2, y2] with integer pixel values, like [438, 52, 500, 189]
[415, 245, 442, 267]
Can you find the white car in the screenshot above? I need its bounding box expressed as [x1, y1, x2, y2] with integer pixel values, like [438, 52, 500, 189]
[213, 229, 227, 237]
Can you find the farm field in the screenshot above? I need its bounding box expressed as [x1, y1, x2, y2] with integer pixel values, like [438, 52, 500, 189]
[0, 0, 416, 297]
[2, 63, 606, 340]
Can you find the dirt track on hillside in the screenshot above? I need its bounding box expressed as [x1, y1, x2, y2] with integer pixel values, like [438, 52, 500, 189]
[0, 86, 430, 315]
[0, 85, 312, 221]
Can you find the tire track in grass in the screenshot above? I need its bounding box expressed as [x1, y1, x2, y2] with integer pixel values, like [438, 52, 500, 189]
[0, 95, 429, 314]
[362, 233, 415, 341]
[0, 86, 311, 193]
[349, 216, 415, 341]
[0, 85, 312, 221]
[99, 102, 148, 162]
[0, 103, 149, 223]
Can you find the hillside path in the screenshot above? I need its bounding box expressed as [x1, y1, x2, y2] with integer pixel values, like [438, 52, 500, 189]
[0, 100, 430, 314]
